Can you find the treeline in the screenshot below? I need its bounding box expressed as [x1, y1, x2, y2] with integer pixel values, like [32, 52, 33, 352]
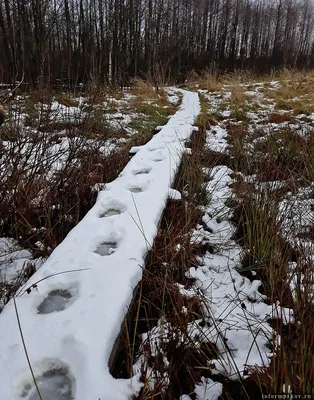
[0, 0, 314, 88]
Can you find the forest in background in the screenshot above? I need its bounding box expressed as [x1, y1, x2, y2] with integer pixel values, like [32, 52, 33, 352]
[1, 0, 314, 88]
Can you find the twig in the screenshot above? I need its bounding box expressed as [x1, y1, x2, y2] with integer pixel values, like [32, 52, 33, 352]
[13, 296, 43, 400]
[18, 267, 90, 296]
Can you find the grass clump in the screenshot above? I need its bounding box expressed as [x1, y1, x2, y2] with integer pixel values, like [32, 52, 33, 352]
[55, 93, 80, 108]
[197, 69, 222, 92]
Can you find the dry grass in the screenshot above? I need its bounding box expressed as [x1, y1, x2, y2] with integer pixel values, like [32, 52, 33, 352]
[268, 112, 294, 123]
[55, 93, 80, 108]
[130, 78, 168, 103]
[197, 71, 222, 92]
[259, 69, 314, 115]
[231, 179, 314, 392]
[228, 119, 314, 184]
[184, 68, 223, 92]
[225, 82, 314, 392]
[0, 129, 130, 257]
[0, 261, 36, 312]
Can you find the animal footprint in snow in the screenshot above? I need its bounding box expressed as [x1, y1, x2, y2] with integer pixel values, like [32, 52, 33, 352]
[38, 288, 78, 314]
[126, 180, 150, 193]
[147, 144, 165, 151]
[94, 241, 118, 256]
[128, 185, 145, 193]
[99, 201, 126, 218]
[152, 157, 165, 162]
[150, 150, 166, 162]
[132, 166, 152, 175]
[19, 365, 74, 400]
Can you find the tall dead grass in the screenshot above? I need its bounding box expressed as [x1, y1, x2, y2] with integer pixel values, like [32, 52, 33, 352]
[227, 112, 314, 393]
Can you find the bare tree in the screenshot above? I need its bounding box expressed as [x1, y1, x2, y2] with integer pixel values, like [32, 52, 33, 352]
[0, 0, 314, 87]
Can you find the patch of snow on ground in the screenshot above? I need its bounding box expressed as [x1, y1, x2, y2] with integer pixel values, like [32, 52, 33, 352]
[167, 87, 181, 104]
[194, 377, 223, 400]
[187, 115, 292, 380]
[206, 125, 228, 152]
[186, 164, 284, 379]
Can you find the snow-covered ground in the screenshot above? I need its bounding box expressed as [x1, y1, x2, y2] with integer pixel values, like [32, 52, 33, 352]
[0, 90, 200, 400]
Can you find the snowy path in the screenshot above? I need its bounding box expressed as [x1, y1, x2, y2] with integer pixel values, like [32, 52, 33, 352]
[0, 90, 200, 400]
